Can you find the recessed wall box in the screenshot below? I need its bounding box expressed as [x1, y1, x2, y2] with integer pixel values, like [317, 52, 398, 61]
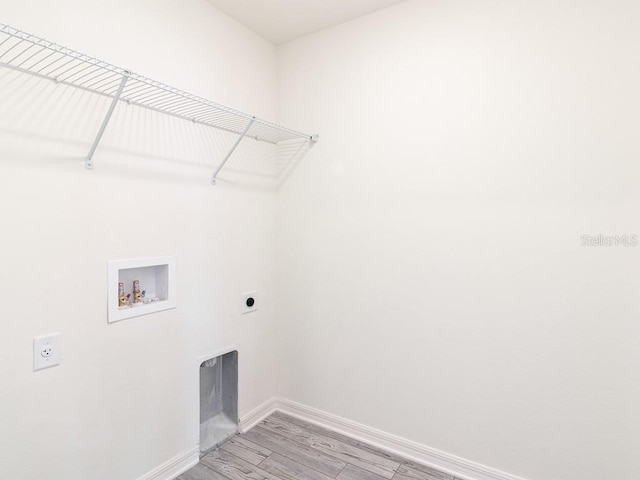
[108, 256, 176, 323]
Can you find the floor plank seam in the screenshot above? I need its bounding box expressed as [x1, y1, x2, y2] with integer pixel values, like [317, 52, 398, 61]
[268, 449, 339, 478]
[199, 454, 233, 480]
[250, 422, 349, 479]
[335, 463, 349, 479]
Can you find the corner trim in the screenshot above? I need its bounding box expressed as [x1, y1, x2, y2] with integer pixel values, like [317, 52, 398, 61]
[239, 397, 278, 433]
[273, 398, 530, 480]
[135, 445, 199, 480]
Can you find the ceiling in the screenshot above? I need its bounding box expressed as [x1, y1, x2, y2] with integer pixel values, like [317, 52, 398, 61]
[205, 0, 408, 45]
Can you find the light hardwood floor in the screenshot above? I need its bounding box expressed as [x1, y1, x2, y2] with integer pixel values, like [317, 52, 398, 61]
[177, 412, 460, 480]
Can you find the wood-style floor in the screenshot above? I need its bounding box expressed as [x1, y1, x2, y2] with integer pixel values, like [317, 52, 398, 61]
[177, 412, 459, 480]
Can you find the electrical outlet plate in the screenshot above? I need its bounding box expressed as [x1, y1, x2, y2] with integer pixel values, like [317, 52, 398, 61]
[241, 291, 257, 314]
[33, 333, 61, 371]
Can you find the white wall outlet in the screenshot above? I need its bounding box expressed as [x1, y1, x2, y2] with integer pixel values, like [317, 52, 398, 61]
[33, 333, 61, 371]
[241, 291, 257, 314]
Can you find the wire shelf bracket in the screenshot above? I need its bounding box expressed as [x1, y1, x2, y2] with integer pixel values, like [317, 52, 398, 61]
[212, 116, 255, 185]
[0, 23, 318, 184]
[86, 73, 128, 170]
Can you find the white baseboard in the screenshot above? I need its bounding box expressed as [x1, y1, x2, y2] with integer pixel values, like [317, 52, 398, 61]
[136, 445, 199, 480]
[239, 397, 278, 433]
[272, 398, 530, 480]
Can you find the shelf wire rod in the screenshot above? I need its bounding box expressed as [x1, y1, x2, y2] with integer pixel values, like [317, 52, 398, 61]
[146, 96, 197, 111]
[149, 91, 192, 106]
[122, 77, 161, 91]
[83, 72, 125, 92]
[184, 113, 239, 129]
[125, 87, 172, 103]
[193, 108, 239, 119]
[166, 105, 203, 118]
[54, 60, 94, 82]
[6, 43, 35, 64]
[200, 119, 251, 134]
[169, 104, 222, 119]
[35, 54, 72, 76]
[196, 111, 246, 125]
[127, 96, 188, 111]
[122, 83, 161, 100]
[157, 98, 205, 111]
[135, 91, 195, 111]
[73, 70, 116, 89]
[131, 89, 177, 105]
[193, 109, 247, 122]
[0, 34, 14, 49]
[167, 101, 216, 115]
[83, 75, 122, 97]
[199, 119, 246, 132]
[18, 48, 57, 70]
[145, 95, 193, 111]
[134, 90, 178, 104]
[86, 74, 128, 170]
[134, 83, 181, 98]
[60, 63, 105, 84]
[257, 118, 309, 140]
[94, 76, 129, 94]
[274, 131, 302, 143]
[0, 38, 25, 60]
[120, 84, 157, 100]
[122, 80, 158, 95]
[56, 62, 96, 83]
[211, 117, 255, 184]
[198, 118, 250, 133]
[41, 56, 80, 78]
[14, 45, 46, 68]
[250, 130, 291, 144]
[212, 121, 278, 141]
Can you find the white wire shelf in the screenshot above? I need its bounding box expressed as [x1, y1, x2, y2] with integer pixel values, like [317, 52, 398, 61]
[0, 23, 318, 184]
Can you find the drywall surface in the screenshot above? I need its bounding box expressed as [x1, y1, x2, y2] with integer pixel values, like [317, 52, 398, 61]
[276, 1, 640, 480]
[0, 1, 278, 479]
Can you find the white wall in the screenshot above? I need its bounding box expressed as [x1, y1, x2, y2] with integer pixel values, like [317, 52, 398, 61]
[277, 1, 640, 480]
[0, 1, 279, 479]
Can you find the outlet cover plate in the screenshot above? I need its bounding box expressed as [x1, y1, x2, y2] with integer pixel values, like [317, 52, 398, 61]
[33, 333, 61, 371]
[241, 291, 258, 314]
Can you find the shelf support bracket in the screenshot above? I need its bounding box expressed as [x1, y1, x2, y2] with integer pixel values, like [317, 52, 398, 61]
[85, 73, 129, 170]
[211, 116, 255, 185]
